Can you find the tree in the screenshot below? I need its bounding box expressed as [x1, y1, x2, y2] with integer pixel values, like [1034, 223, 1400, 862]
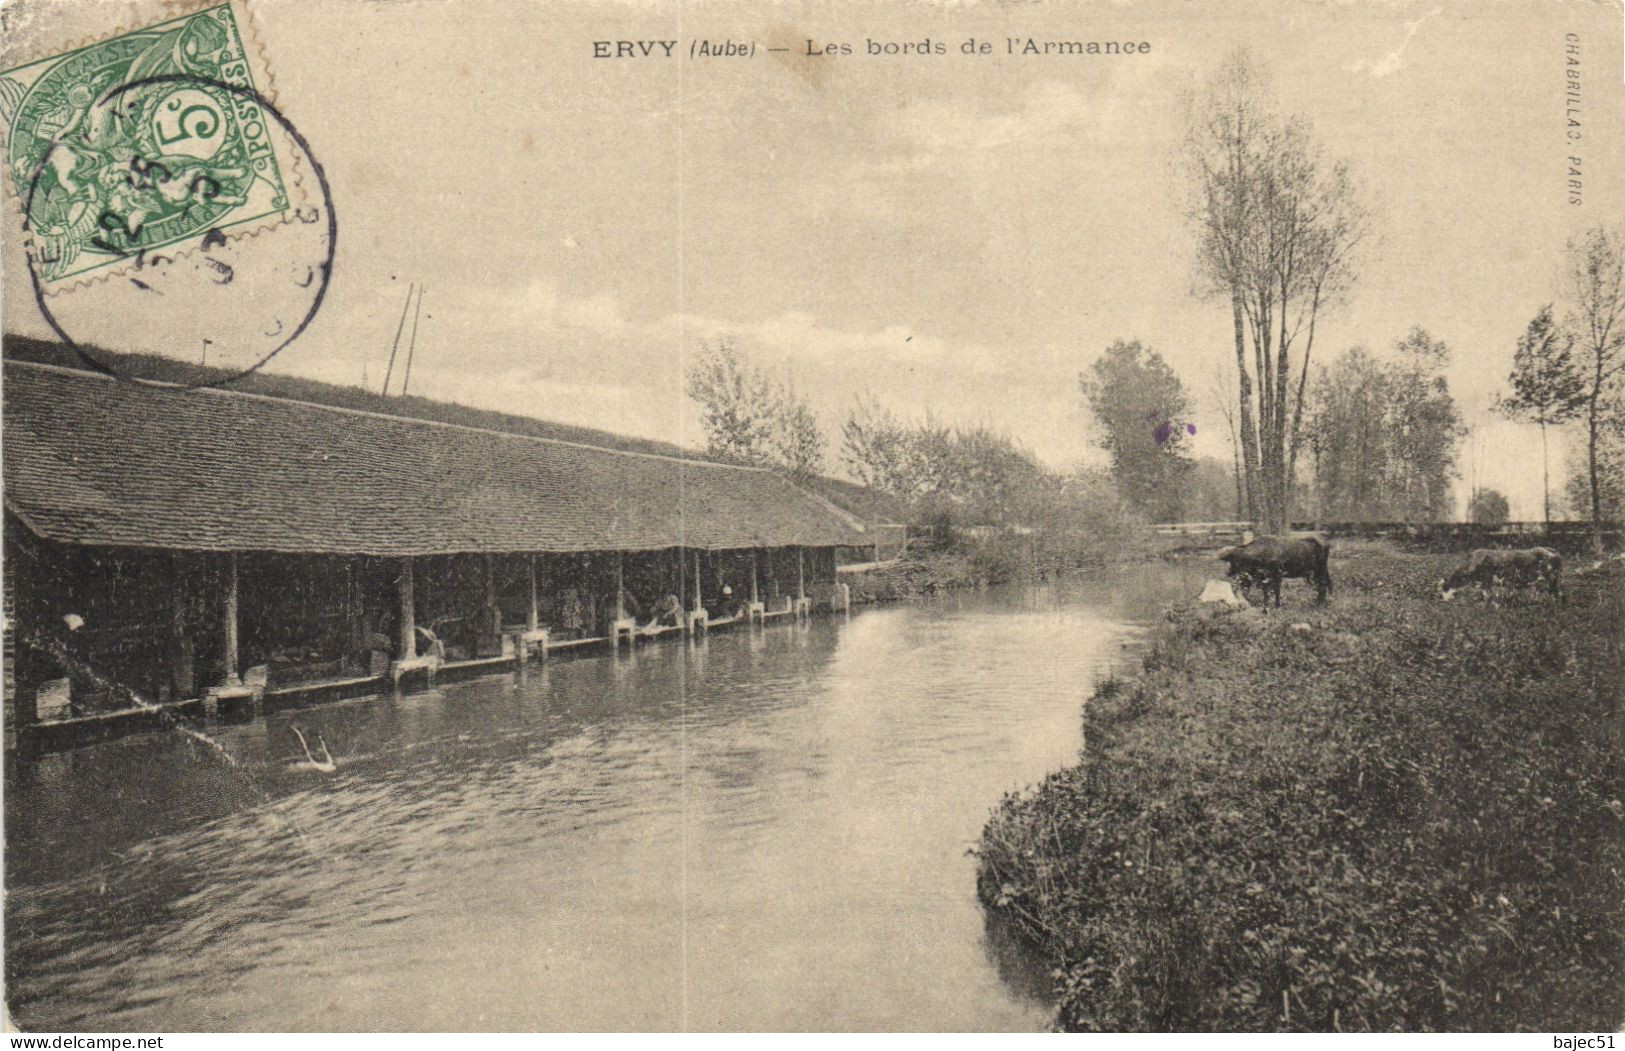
[1468, 488, 1510, 527]
[771, 381, 825, 481]
[1306, 347, 1388, 520]
[1497, 305, 1585, 525]
[685, 340, 778, 464]
[1306, 334, 1465, 522]
[1181, 48, 1367, 532]
[685, 340, 825, 478]
[1565, 395, 1625, 523]
[1185, 456, 1243, 521]
[840, 400, 1060, 529]
[1080, 339, 1196, 522]
[1563, 225, 1625, 551]
[1383, 328, 1468, 522]
[1052, 465, 1139, 541]
[1205, 360, 1245, 518]
[840, 397, 916, 496]
[934, 425, 1055, 527]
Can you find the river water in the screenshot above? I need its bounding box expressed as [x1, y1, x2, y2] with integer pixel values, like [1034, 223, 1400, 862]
[5, 563, 1203, 1032]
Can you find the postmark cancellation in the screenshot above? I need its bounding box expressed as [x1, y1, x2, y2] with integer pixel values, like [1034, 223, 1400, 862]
[0, 1, 304, 293]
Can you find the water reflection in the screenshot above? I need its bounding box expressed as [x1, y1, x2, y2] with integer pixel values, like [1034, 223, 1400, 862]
[5, 562, 1205, 1031]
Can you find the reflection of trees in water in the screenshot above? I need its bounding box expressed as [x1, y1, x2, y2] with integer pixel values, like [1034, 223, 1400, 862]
[8, 617, 841, 871]
[9, 570, 1201, 1030]
[972, 560, 1215, 626]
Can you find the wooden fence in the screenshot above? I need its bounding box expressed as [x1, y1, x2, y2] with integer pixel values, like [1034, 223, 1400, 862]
[1150, 520, 1622, 552]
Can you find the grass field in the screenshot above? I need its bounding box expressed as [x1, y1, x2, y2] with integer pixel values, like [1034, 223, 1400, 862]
[976, 544, 1624, 1032]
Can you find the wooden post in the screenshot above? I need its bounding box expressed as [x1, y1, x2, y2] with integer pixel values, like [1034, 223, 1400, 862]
[693, 550, 702, 613]
[5, 565, 37, 738]
[341, 557, 360, 675]
[398, 555, 416, 659]
[479, 553, 502, 658]
[527, 554, 540, 631]
[221, 551, 240, 686]
[751, 550, 760, 604]
[477, 555, 497, 636]
[172, 553, 195, 697]
[797, 546, 806, 601]
[9, 637, 37, 734]
[615, 552, 626, 621]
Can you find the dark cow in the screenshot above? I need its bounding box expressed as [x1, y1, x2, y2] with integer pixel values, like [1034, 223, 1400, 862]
[1439, 547, 1562, 600]
[1218, 534, 1333, 607]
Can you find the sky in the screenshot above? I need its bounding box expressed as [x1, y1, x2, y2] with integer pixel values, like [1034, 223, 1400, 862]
[4, 0, 1623, 520]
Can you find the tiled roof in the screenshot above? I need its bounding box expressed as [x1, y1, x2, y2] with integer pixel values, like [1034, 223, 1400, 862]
[5, 335, 746, 464]
[3, 362, 868, 556]
[798, 474, 910, 527]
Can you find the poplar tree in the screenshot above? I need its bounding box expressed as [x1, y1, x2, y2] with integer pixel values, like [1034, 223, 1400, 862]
[1497, 305, 1584, 525]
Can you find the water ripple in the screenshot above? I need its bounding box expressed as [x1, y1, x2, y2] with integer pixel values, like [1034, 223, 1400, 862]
[6, 563, 1205, 1031]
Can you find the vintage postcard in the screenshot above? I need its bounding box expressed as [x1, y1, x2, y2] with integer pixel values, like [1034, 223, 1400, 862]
[1, 0, 1621, 1037]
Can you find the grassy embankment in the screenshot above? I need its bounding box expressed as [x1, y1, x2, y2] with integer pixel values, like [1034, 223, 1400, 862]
[843, 542, 1037, 604]
[976, 543, 1624, 1031]
[845, 531, 1169, 604]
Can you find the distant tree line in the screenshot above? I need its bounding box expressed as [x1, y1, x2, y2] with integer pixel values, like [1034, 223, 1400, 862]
[1555, 226, 1625, 550]
[1171, 46, 1622, 545]
[684, 213, 1623, 554]
[838, 400, 1059, 528]
[684, 341, 1134, 546]
[1305, 328, 1467, 523]
[686, 323, 1474, 536]
[1076, 328, 1469, 528]
[684, 340, 1070, 531]
[1490, 223, 1625, 550]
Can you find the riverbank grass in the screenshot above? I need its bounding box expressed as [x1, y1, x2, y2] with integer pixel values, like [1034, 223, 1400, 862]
[977, 547, 1624, 1031]
[845, 530, 1166, 604]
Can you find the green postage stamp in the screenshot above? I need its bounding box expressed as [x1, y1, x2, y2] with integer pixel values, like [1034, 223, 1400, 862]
[0, 1, 300, 291]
